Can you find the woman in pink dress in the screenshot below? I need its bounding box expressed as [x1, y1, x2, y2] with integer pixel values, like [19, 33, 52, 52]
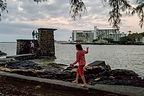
[70, 43, 88, 87]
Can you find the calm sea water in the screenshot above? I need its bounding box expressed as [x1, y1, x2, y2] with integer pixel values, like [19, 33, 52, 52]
[0, 43, 144, 77]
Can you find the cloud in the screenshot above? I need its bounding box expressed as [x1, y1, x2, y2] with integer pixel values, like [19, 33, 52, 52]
[0, 0, 143, 42]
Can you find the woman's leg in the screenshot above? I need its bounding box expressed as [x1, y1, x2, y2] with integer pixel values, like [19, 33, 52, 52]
[73, 67, 79, 83]
[81, 75, 87, 87]
[79, 65, 87, 87]
[75, 72, 79, 83]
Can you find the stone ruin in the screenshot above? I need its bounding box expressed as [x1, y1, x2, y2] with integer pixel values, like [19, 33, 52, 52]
[16, 28, 57, 58]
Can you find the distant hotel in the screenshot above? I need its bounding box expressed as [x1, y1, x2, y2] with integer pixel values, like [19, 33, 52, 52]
[72, 26, 126, 43]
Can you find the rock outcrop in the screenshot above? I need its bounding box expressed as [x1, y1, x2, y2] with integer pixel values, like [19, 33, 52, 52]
[0, 51, 7, 57]
[63, 61, 144, 87]
[0, 59, 143, 87]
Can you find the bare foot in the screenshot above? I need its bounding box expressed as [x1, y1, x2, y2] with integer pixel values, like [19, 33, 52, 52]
[72, 80, 78, 84]
[81, 84, 87, 88]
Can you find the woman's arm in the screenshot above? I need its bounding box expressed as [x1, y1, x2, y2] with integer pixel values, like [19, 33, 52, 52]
[85, 47, 89, 54]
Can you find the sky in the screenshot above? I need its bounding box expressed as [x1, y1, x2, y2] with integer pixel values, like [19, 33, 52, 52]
[0, 0, 143, 42]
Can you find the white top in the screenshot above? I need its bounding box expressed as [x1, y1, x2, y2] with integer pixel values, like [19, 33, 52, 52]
[31, 42, 34, 48]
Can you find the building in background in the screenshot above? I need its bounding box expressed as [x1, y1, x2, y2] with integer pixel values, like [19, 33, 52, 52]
[72, 26, 126, 43]
[72, 30, 94, 43]
[94, 26, 126, 41]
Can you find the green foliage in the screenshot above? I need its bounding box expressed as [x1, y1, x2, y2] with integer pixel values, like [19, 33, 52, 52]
[70, 0, 87, 20]
[77, 33, 89, 42]
[128, 33, 143, 41]
[103, 38, 113, 43]
[83, 33, 89, 41]
[33, 0, 48, 3]
[120, 36, 128, 44]
[93, 39, 99, 42]
[0, 0, 7, 20]
[140, 32, 144, 36]
[120, 33, 143, 44]
[75, 40, 83, 42]
[132, 2, 144, 28]
[77, 33, 83, 37]
[108, 0, 132, 28]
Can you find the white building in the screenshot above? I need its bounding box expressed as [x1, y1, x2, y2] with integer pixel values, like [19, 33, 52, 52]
[72, 26, 126, 42]
[72, 30, 94, 43]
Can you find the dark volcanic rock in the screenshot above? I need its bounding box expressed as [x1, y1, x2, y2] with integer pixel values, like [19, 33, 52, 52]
[87, 61, 106, 66]
[85, 66, 105, 74]
[85, 61, 111, 75]
[62, 61, 112, 83]
[87, 61, 111, 70]
[5, 60, 42, 70]
[0, 59, 143, 87]
[108, 69, 139, 77]
[0, 58, 15, 66]
[65, 65, 78, 70]
[90, 69, 143, 87]
[0, 51, 7, 57]
[71, 61, 144, 87]
[56, 70, 75, 81]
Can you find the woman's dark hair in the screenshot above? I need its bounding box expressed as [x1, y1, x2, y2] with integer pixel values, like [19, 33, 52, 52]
[76, 43, 83, 50]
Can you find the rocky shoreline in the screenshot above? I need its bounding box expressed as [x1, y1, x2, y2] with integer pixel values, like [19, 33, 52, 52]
[0, 51, 7, 57]
[0, 58, 144, 88]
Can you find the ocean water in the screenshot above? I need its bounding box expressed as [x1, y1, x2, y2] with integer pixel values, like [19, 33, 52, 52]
[0, 43, 144, 77]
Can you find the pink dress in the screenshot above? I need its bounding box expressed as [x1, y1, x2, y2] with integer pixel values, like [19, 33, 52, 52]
[72, 48, 88, 76]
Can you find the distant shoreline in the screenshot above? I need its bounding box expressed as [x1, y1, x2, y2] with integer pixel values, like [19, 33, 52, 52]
[0, 42, 16, 43]
[0, 42, 143, 45]
[57, 42, 144, 45]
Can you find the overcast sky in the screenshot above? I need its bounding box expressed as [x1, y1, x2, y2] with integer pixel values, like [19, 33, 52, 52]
[0, 0, 143, 42]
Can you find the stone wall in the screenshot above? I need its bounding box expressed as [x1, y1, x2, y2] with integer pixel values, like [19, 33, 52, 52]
[17, 39, 38, 55]
[1, 71, 143, 96]
[38, 28, 56, 57]
[16, 28, 56, 58]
